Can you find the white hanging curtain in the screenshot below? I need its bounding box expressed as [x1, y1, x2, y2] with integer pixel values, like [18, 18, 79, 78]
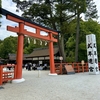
[40, 40, 42, 45]
[28, 37, 30, 44]
[45, 41, 47, 46]
[34, 39, 36, 44]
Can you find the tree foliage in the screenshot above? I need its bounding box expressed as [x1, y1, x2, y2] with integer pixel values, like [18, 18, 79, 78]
[0, 36, 47, 58]
[24, 36, 47, 54]
[65, 19, 100, 62]
[0, 36, 17, 58]
[85, 0, 98, 20]
[12, 0, 98, 62]
[0, 19, 100, 62]
[74, 0, 98, 62]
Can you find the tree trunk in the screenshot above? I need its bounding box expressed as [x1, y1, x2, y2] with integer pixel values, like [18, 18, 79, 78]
[61, 35, 66, 62]
[57, 34, 66, 62]
[75, 13, 80, 62]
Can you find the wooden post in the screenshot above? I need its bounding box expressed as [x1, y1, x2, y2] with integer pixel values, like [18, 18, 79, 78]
[77, 63, 79, 73]
[49, 41, 55, 74]
[48, 32, 56, 74]
[0, 65, 3, 85]
[16, 23, 24, 79]
[60, 63, 62, 74]
[14, 65, 17, 79]
[81, 60, 84, 72]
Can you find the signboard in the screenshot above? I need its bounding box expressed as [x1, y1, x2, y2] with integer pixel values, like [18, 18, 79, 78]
[86, 34, 99, 75]
[64, 65, 75, 75]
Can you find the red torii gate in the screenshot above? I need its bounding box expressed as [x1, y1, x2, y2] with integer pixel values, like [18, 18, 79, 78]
[0, 8, 58, 80]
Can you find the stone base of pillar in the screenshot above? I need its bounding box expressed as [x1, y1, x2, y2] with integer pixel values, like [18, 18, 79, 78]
[12, 78, 25, 83]
[89, 72, 99, 75]
[48, 73, 58, 75]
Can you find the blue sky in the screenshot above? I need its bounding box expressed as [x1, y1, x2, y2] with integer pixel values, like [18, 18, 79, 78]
[0, 0, 22, 40]
[0, 0, 100, 40]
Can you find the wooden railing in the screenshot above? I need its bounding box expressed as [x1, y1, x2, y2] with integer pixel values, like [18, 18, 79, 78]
[55, 62, 100, 75]
[0, 64, 16, 85]
[67, 63, 88, 73]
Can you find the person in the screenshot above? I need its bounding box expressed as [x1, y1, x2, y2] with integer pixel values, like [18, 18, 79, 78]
[25, 63, 28, 70]
[28, 62, 32, 71]
[43, 63, 47, 70]
[7, 63, 12, 70]
[32, 63, 37, 70]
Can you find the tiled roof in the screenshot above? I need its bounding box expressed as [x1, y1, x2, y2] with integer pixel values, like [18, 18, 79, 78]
[8, 54, 33, 60]
[26, 47, 59, 58]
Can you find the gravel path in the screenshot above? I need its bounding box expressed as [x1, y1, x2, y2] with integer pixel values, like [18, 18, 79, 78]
[0, 69, 100, 100]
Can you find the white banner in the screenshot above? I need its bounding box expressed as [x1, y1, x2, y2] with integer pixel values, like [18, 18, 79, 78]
[86, 34, 99, 74]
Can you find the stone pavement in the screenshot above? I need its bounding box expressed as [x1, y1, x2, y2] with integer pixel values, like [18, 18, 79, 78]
[0, 69, 100, 100]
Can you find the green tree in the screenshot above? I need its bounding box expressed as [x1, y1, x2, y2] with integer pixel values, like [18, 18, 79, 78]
[73, 0, 86, 62]
[0, 0, 1, 7]
[0, 35, 47, 58]
[12, 0, 79, 62]
[0, 36, 17, 58]
[12, 0, 98, 62]
[83, 19, 100, 61]
[74, 0, 98, 62]
[24, 36, 47, 54]
[85, 0, 98, 20]
[65, 19, 100, 62]
[65, 19, 77, 62]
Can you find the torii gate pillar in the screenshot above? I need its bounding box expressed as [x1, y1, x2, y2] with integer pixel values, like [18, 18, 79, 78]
[16, 34, 24, 79]
[0, 8, 58, 83]
[12, 23, 25, 83]
[12, 33, 25, 83]
[16, 23, 24, 79]
[49, 33, 57, 75]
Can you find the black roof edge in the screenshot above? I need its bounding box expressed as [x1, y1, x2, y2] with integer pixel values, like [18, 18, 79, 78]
[0, 7, 58, 33]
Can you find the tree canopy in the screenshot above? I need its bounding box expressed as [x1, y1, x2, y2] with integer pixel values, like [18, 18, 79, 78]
[0, 36, 47, 59]
[12, 0, 98, 62]
[0, 19, 100, 63]
[0, 0, 96, 62]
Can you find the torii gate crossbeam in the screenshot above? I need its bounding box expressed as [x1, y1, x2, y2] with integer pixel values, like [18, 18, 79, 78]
[0, 8, 58, 80]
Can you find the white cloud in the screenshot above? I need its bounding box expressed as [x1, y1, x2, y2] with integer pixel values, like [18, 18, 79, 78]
[0, 0, 22, 40]
[2, 0, 22, 15]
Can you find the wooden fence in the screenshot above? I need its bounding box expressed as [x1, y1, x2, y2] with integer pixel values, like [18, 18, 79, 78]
[0, 64, 16, 85]
[55, 62, 100, 75]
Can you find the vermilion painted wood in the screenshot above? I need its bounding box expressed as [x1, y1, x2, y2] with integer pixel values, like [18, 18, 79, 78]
[0, 66, 2, 85]
[55, 63, 91, 74]
[49, 42, 55, 73]
[16, 23, 24, 79]
[0, 8, 58, 83]
[6, 15, 58, 35]
[0, 65, 16, 85]
[6, 14, 58, 78]
[6, 15, 24, 23]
